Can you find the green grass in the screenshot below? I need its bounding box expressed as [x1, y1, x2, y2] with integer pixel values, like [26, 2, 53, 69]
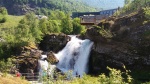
[0, 15, 24, 28]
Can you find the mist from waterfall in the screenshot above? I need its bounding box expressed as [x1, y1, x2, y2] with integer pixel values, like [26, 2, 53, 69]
[38, 55, 56, 78]
[55, 36, 93, 77]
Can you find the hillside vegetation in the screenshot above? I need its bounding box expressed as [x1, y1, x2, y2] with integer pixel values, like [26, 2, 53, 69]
[118, 0, 150, 15]
[79, 0, 124, 10]
[0, 0, 97, 15]
[0, 8, 86, 59]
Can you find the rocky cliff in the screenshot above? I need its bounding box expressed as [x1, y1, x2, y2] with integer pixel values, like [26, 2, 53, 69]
[86, 11, 150, 81]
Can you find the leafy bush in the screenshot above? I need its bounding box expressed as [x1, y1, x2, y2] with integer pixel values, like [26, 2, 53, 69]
[0, 17, 7, 23]
[38, 66, 134, 84]
[0, 58, 14, 73]
[94, 25, 113, 39]
[98, 66, 132, 84]
[0, 7, 8, 15]
[0, 7, 8, 23]
[142, 81, 150, 84]
[143, 7, 150, 20]
[80, 29, 86, 36]
[72, 18, 86, 34]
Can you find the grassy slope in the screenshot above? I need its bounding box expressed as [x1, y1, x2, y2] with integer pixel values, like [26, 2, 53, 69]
[0, 75, 29, 84]
[0, 15, 24, 28]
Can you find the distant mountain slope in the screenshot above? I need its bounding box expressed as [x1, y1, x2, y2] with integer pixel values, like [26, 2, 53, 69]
[80, 0, 125, 10]
[0, 0, 97, 15]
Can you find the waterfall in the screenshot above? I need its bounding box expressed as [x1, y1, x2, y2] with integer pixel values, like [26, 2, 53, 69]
[38, 55, 56, 78]
[55, 36, 93, 77]
[38, 36, 93, 78]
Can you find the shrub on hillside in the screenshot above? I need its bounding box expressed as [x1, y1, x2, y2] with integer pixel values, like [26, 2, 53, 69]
[0, 7, 8, 15]
[38, 66, 134, 84]
[0, 17, 7, 23]
[98, 66, 132, 84]
[0, 58, 14, 73]
[143, 7, 150, 20]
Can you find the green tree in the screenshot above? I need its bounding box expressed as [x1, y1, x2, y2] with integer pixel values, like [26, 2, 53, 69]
[40, 8, 48, 16]
[16, 20, 31, 42]
[49, 10, 65, 20]
[39, 18, 48, 35]
[50, 20, 61, 33]
[47, 20, 61, 33]
[0, 58, 14, 73]
[72, 18, 85, 34]
[143, 7, 150, 19]
[61, 14, 73, 34]
[16, 12, 43, 43]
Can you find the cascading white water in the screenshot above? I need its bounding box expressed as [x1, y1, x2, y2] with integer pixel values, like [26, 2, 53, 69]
[55, 36, 93, 77]
[38, 36, 93, 78]
[38, 55, 56, 78]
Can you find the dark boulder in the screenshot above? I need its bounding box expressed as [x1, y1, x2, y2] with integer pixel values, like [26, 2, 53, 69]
[39, 34, 70, 53]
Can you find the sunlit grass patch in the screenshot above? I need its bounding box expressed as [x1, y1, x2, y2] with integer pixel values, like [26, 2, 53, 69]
[0, 15, 23, 28]
[0, 74, 29, 84]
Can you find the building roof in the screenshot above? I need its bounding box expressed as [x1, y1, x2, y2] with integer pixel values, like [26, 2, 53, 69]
[72, 8, 118, 18]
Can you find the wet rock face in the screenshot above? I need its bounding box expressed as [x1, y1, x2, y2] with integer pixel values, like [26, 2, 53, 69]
[39, 34, 70, 53]
[89, 44, 150, 74]
[47, 51, 59, 64]
[86, 12, 150, 78]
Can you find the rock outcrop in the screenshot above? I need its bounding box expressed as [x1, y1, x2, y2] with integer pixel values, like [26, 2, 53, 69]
[39, 34, 70, 53]
[47, 51, 59, 64]
[85, 11, 150, 80]
[12, 34, 69, 79]
[12, 45, 41, 80]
